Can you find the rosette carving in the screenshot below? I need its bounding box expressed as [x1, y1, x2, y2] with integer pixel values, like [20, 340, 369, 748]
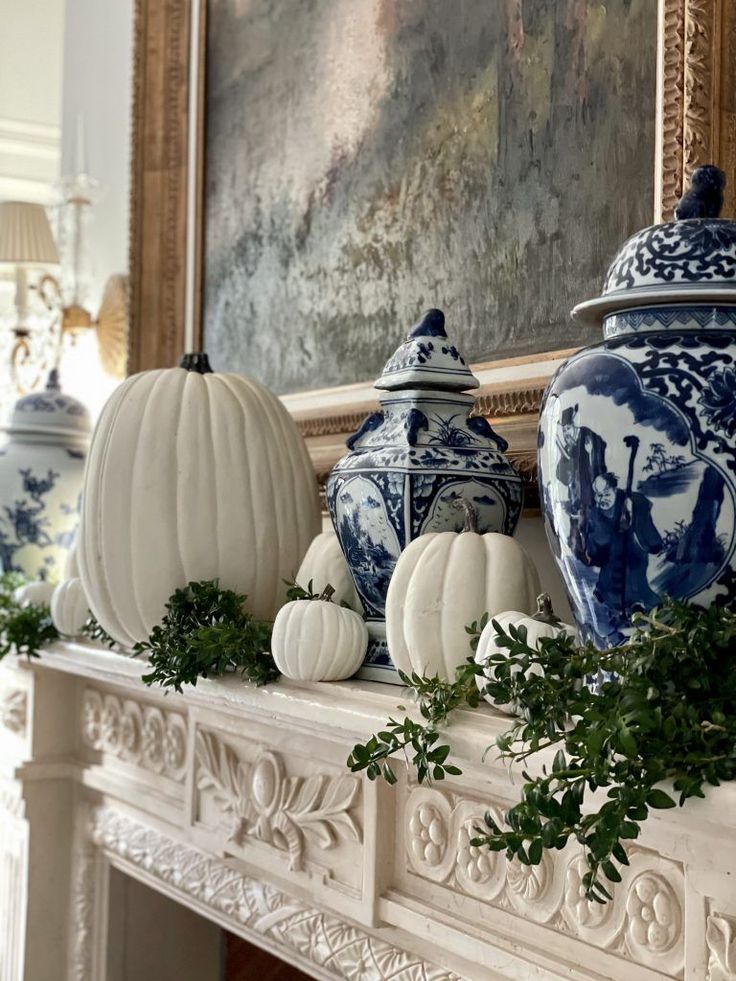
[403, 786, 685, 975]
[80, 688, 187, 782]
[195, 729, 362, 871]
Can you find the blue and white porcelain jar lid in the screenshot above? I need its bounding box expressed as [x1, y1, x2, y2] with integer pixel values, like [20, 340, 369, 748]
[5, 369, 92, 442]
[573, 165, 736, 327]
[375, 308, 479, 392]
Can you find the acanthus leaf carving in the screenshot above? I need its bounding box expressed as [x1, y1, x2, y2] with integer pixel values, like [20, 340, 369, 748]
[195, 729, 361, 871]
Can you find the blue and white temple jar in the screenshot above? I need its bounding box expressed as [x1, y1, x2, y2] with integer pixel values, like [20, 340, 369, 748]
[539, 166, 736, 648]
[327, 308, 522, 680]
[0, 370, 91, 581]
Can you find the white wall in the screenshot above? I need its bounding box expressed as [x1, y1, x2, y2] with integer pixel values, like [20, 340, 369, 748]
[60, 0, 133, 311]
[0, 0, 65, 203]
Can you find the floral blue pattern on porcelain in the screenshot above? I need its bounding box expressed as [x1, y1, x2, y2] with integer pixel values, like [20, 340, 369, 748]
[327, 309, 522, 681]
[0, 371, 90, 579]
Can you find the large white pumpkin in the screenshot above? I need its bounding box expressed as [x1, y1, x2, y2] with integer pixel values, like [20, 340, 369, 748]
[271, 599, 368, 681]
[474, 594, 574, 714]
[295, 530, 361, 611]
[386, 505, 541, 680]
[79, 355, 321, 647]
[51, 578, 90, 637]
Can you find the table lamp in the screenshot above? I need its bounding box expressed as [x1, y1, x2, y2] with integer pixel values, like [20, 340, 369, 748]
[0, 201, 60, 337]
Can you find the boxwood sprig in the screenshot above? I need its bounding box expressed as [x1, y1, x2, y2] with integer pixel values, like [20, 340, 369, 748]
[138, 580, 277, 692]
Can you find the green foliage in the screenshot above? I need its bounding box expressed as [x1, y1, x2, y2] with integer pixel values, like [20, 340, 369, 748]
[284, 579, 335, 602]
[347, 661, 483, 784]
[471, 599, 736, 902]
[0, 572, 58, 660]
[81, 615, 117, 649]
[138, 580, 278, 692]
[347, 597, 736, 903]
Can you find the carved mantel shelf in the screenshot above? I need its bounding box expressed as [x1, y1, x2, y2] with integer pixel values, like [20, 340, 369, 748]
[1, 643, 736, 980]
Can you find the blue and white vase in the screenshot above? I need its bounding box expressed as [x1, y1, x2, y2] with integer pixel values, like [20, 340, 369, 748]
[0, 370, 91, 581]
[327, 308, 523, 680]
[539, 165, 736, 648]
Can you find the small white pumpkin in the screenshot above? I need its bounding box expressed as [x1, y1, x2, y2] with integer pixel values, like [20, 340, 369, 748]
[79, 353, 321, 647]
[51, 578, 91, 637]
[386, 501, 541, 680]
[474, 593, 574, 714]
[271, 596, 368, 681]
[13, 579, 56, 608]
[295, 530, 361, 611]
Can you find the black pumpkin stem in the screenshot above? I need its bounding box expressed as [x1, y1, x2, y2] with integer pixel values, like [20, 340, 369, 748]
[180, 352, 214, 374]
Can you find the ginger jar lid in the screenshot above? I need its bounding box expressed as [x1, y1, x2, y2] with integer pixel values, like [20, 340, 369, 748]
[4, 370, 92, 442]
[375, 308, 479, 392]
[573, 165, 736, 327]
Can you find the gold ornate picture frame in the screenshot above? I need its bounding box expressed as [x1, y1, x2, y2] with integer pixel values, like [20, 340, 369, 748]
[127, 0, 736, 509]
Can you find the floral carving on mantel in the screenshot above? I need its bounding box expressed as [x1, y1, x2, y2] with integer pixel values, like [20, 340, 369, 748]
[89, 806, 456, 981]
[80, 688, 187, 782]
[195, 729, 361, 872]
[707, 913, 736, 980]
[0, 688, 27, 735]
[403, 786, 685, 977]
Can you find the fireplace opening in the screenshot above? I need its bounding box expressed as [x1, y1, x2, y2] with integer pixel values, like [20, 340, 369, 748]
[104, 868, 310, 980]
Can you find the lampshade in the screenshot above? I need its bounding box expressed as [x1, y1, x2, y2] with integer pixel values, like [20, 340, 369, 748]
[0, 201, 59, 265]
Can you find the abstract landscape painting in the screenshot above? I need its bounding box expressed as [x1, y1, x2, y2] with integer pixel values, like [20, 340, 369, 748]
[203, 0, 657, 393]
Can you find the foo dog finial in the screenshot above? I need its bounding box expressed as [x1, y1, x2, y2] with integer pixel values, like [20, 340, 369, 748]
[675, 164, 726, 220]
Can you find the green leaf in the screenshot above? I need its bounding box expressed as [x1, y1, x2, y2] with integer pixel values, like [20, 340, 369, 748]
[646, 789, 677, 809]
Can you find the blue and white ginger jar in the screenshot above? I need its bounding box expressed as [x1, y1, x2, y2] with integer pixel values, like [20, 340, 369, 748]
[0, 370, 91, 580]
[539, 165, 736, 648]
[327, 308, 523, 680]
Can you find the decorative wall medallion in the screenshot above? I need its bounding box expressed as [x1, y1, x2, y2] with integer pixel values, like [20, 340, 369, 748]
[0, 688, 27, 735]
[80, 689, 187, 782]
[403, 786, 685, 976]
[90, 806, 457, 981]
[195, 729, 362, 872]
[707, 912, 736, 980]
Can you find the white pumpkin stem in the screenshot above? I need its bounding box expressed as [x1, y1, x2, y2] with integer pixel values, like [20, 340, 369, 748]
[453, 498, 480, 533]
[319, 584, 336, 603]
[533, 592, 562, 626]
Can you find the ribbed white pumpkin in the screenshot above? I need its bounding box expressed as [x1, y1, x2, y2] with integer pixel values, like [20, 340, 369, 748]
[295, 530, 361, 611]
[78, 355, 321, 647]
[51, 578, 90, 636]
[386, 503, 541, 680]
[474, 594, 574, 714]
[14, 579, 56, 608]
[271, 599, 368, 681]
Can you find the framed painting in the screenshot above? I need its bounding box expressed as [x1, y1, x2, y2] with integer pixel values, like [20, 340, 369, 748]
[127, 0, 736, 507]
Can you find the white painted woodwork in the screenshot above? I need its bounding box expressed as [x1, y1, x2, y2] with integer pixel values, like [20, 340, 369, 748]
[1, 641, 735, 980]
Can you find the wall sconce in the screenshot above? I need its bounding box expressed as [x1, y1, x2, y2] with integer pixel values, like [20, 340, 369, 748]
[0, 199, 127, 394]
[0, 201, 61, 390]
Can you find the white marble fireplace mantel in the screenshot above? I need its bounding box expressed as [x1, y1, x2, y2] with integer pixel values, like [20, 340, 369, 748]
[1, 641, 736, 981]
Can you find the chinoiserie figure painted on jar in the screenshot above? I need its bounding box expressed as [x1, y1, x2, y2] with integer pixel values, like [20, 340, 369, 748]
[0, 370, 90, 580]
[539, 166, 736, 648]
[327, 309, 523, 681]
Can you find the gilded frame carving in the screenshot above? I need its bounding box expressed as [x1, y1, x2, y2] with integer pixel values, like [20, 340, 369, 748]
[127, 0, 736, 508]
